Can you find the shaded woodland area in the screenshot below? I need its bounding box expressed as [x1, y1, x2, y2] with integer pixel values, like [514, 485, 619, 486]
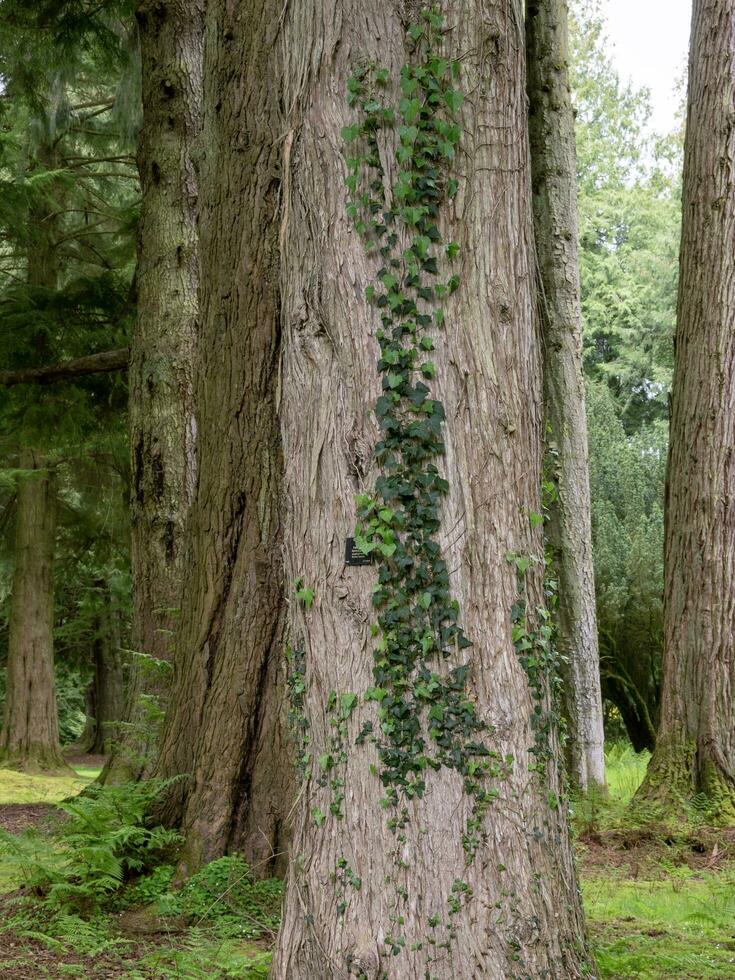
[0, 0, 733, 977]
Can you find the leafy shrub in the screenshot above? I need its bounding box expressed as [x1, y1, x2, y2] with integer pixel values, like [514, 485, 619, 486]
[160, 856, 283, 941]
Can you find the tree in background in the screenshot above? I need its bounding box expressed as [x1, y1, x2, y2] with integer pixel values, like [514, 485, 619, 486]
[151, 0, 291, 877]
[0, 0, 137, 769]
[103, 0, 202, 783]
[527, 0, 605, 791]
[572, 0, 680, 433]
[638, 0, 735, 813]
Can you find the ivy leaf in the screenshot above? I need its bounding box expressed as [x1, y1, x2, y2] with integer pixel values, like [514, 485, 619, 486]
[341, 692, 358, 717]
[318, 754, 333, 770]
[418, 591, 432, 609]
[421, 362, 437, 379]
[408, 23, 423, 41]
[446, 242, 460, 260]
[312, 808, 326, 827]
[341, 124, 361, 143]
[444, 89, 464, 113]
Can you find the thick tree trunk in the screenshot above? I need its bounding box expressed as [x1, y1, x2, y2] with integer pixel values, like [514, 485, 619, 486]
[273, 2, 590, 976]
[526, 0, 606, 793]
[77, 582, 125, 755]
[103, 0, 201, 782]
[637, 0, 735, 814]
[0, 452, 67, 772]
[152, 0, 292, 876]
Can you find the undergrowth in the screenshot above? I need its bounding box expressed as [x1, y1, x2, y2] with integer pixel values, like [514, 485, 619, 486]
[0, 776, 282, 977]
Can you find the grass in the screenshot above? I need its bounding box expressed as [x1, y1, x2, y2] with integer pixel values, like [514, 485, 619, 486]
[584, 869, 735, 979]
[0, 765, 97, 805]
[577, 742, 735, 978]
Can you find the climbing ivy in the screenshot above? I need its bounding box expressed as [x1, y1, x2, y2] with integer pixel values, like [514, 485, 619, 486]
[342, 6, 496, 852]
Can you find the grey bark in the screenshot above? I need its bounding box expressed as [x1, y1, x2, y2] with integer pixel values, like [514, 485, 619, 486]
[103, 0, 201, 782]
[0, 452, 66, 772]
[526, 0, 606, 791]
[637, 0, 735, 813]
[273, 1, 590, 976]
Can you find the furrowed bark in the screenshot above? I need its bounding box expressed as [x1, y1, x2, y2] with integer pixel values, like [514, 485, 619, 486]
[0, 452, 67, 772]
[637, 0, 735, 815]
[526, 0, 606, 791]
[103, 0, 201, 782]
[273, 1, 590, 976]
[152, 0, 291, 875]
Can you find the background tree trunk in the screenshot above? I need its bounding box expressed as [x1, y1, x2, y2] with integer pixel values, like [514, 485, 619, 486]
[103, 0, 201, 782]
[526, 0, 606, 792]
[637, 0, 735, 814]
[152, 0, 292, 876]
[0, 452, 66, 771]
[76, 581, 124, 755]
[273, 1, 590, 976]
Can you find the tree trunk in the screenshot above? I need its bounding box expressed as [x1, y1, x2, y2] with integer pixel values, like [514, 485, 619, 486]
[0, 452, 67, 772]
[77, 581, 125, 755]
[152, 0, 292, 876]
[526, 0, 606, 793]
[103, 0, 201, 782]
[273, 2, 590, 976]
[637, 0, 735, 814]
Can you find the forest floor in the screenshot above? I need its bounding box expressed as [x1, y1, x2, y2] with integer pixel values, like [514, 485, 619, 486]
[0, 745, 733, 978]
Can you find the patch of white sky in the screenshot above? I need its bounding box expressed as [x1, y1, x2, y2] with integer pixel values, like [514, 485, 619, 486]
[600, 0, 692, 134]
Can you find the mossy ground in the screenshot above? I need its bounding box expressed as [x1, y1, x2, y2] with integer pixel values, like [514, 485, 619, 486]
[2, 748, 735, 978]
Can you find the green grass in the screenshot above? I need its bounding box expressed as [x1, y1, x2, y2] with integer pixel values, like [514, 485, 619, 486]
[585, 870, 735, 978]
[0, 765, 96, 804]
[578, 742, 735, 979]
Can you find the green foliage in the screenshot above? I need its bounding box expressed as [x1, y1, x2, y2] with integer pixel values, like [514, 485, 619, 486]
[572, 0, 681, 431]
[585, 866, 735, 979]
[0, 780, 180, 910]
[159, 857, 283, 941]
[587, 383, 665, 745]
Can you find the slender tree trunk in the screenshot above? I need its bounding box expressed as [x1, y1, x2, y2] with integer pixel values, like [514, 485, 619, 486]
[103, 0, 201, 782]
[77, 582, 124, 755]
[0, 452, 66, 772]
[526, 0, 606, 792]
[152, 0, 292, 875]
[273, 2, 590, 976]
[637, 0, 735, 814]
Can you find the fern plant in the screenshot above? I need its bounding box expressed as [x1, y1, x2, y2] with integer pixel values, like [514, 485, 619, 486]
[0, 779, 181, 911]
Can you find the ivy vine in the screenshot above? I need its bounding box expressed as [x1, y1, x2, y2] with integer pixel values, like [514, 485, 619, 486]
[342, 5, 499, 858]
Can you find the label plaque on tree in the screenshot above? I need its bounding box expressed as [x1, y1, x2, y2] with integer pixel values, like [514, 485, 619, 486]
[345, 537, 373, 566]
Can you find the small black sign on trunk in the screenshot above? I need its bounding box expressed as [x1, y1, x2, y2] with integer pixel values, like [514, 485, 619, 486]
[344, 537, 374, 566]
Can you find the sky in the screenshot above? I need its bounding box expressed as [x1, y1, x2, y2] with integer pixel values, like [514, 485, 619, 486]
[600, 0, 692, 133]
